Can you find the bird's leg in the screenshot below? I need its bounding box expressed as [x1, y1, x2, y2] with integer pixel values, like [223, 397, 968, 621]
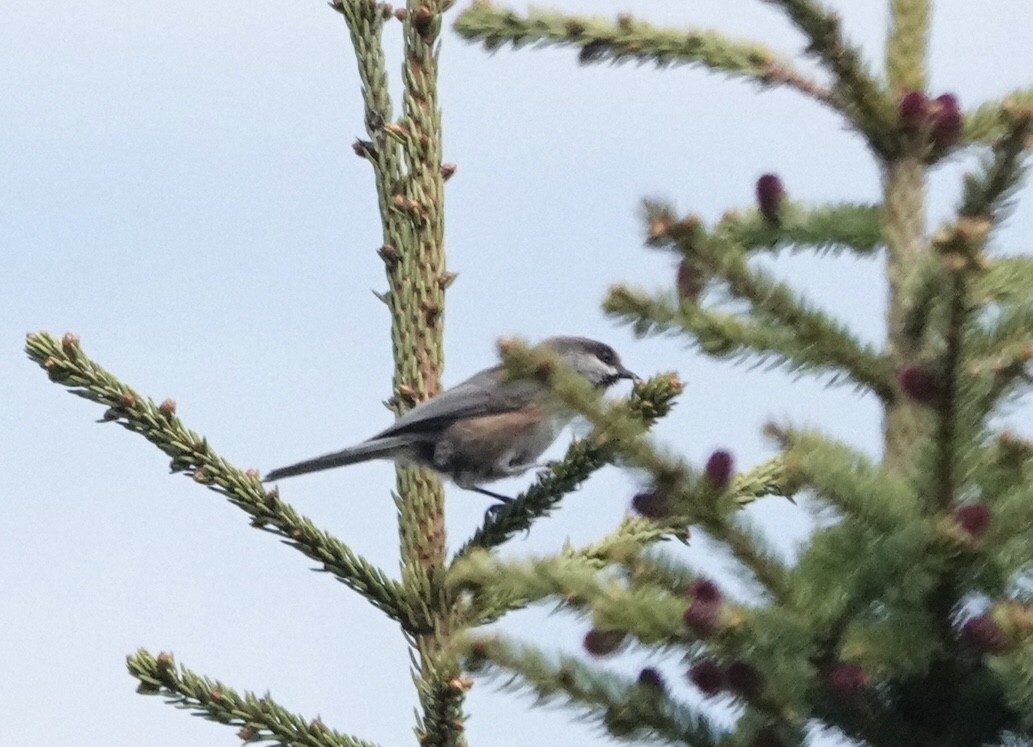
[472, 486, 512, 503]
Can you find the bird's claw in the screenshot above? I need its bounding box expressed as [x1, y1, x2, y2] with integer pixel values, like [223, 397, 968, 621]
[484, 501, 509, 519]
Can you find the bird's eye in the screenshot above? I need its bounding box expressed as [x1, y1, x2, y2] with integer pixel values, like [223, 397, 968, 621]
[597, 347, 616, 365]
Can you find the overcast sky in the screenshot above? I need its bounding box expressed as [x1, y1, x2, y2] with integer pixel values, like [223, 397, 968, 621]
[2, 1, 1031, 745]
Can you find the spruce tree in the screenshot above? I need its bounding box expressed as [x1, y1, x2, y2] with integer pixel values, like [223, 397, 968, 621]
[24, 1, 1032, 747]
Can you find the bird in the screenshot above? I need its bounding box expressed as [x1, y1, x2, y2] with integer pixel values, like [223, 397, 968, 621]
[264, 336, 636, 501]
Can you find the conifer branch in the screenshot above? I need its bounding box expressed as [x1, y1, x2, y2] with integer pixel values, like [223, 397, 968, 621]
[455, 374, 682, 558]
[603, 520, 780, 611]
[461, 635, 724, 746]
[128, 649, 380, 747]
[704, 512, 791, 598]
[969, 298, 1033, 413]
[973, 256, 1033, 305]
[340, 0, 452, 624]
[461, 455, 792, 623]
[620, 547, 700, 593]
[776, 427, 922, 531]
[453, 553, 687, 641]
[411, 656, 470, 747]
[607, 284, 794, 354]
[571, 517, 691, 568]
[334, 0, 412, 259]
[453, 4, 831, 105]
[384, 2, 463, 743]
[899, 253, 949, 347]
[879, 5, 932, 471]
[581, 457, 793, 599]
[695, 235, 894, 400]
[885, 0, 930, 92]
[715, 202, 884, 256]
[975, 442, 1032, 583]
[339, 0, 466, 741]
[791, 526, 943, 708]
[456, 438, 607, 554]
[570, 457, 791, 567]
[605, 285, 892, 399]
[923, 111, 1032, 506]
[962, 87, 1033, 146]
[983, 353, 1033, 412]
[882, 155, 929, 471]
[24, 331, 413, 627]
[957, 104, 1033, 223]
[625, 200, 894, 399]
[932, 267, 967, 510]
[763, 0, 895, 157]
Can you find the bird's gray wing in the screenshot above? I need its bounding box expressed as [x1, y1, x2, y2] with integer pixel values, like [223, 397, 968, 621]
[372, 366, 544, 440]
[264, 368, 543, 482]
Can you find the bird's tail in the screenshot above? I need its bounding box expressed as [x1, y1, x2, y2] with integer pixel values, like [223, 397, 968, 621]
[264, 436, 411, 481]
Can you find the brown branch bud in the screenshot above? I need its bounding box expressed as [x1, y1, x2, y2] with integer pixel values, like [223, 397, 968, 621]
[61, 332, 81, 357]
[412, 6, 435, 40]
[353, 139, 377, 159]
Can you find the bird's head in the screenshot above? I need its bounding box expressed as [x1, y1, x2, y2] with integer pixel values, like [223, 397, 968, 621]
[541, 336, 637, 389]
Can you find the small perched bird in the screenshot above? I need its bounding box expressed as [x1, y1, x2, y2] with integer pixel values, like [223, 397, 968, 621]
[265, 336, 636, 501]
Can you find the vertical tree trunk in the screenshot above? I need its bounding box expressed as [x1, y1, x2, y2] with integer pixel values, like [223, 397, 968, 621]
[882, 0, 930, 472]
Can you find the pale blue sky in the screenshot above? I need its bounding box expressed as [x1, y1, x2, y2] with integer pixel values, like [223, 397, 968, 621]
[2, 2, 1030, 745]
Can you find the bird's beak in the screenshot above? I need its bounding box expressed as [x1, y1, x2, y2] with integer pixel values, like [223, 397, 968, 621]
[618, 366, 639, 382]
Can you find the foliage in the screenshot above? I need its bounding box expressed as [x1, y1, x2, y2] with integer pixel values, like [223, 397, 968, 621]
[447, 2, 1033, 745]
[25, 1, 1032, 746]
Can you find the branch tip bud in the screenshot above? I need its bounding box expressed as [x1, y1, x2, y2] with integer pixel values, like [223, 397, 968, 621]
[961, 613, 1012, 654]
[61, 332, 81, 356]
[677, 261, 706, 303]
[756, 173, 785, 224]
[579, 40, 608, 65]
[632, 490, 669, 519]
[412, 6, 435, 40]
[688, 578, 722, 604]
[898, 89, 929, 130]
[898, 364, 940, 404]
[637, 667, 665, 691]
[704, 449, 734, 489]
[353, 139, 376, 159]
[726, 661, 762, 699]
[688, 659, 725, 695]
[952, 503, 990, 538]
[826, 661, 867, 697]
[583, 629, 625, 656]
[238, 726, 258, 741]
[930, 93, 962, 149]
